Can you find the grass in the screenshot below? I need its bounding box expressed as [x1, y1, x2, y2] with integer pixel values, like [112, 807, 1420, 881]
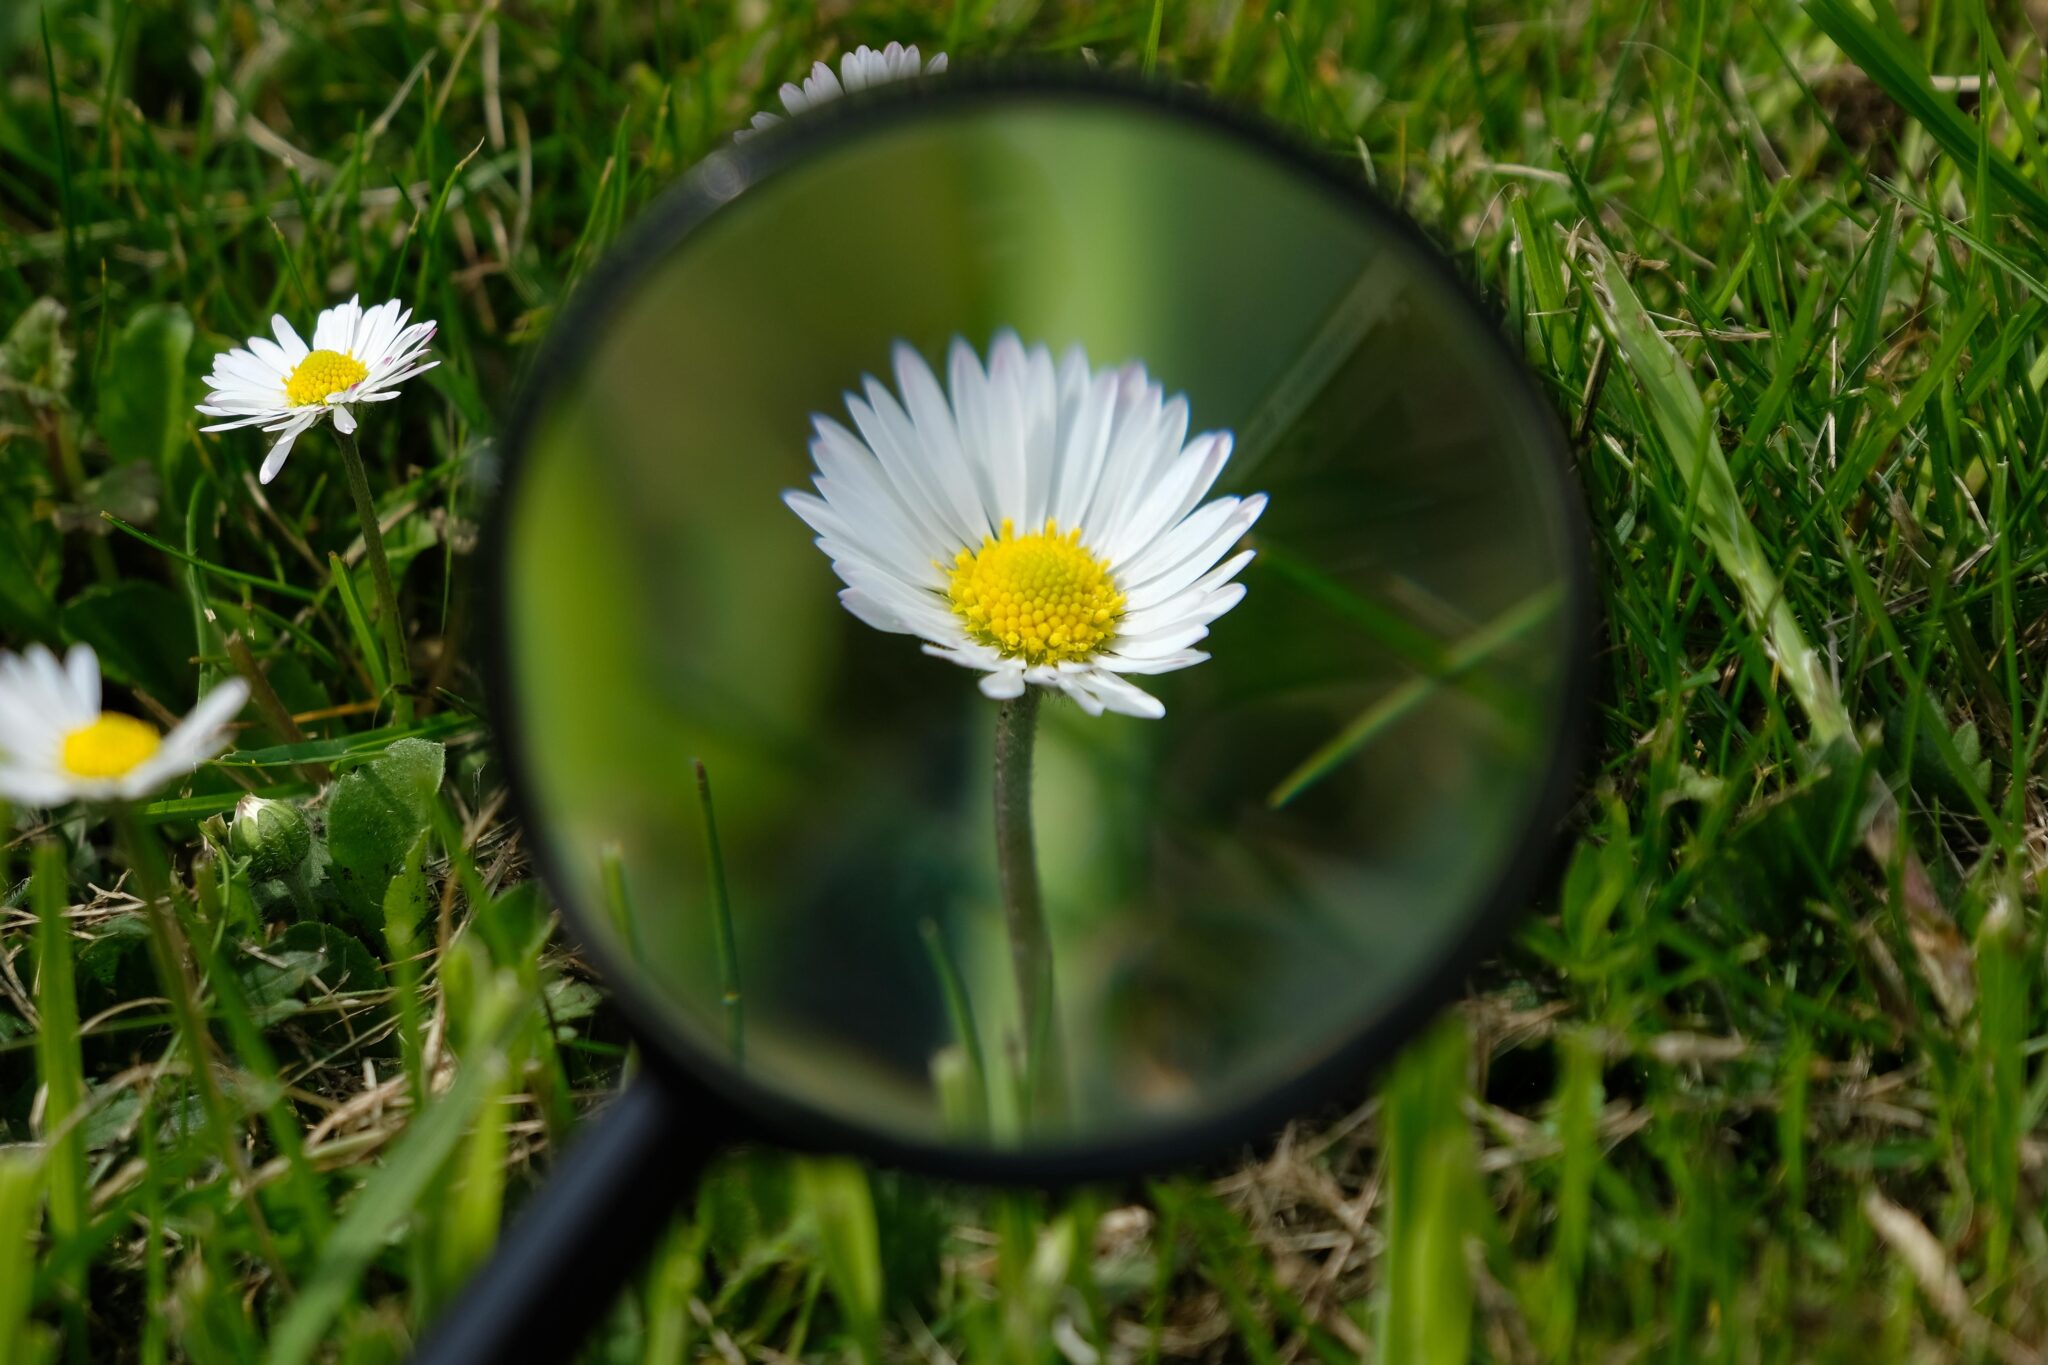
[5, 0, 2048, 1358]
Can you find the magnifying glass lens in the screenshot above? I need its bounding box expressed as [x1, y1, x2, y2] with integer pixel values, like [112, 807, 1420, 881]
[498, 91, 1583, 1157]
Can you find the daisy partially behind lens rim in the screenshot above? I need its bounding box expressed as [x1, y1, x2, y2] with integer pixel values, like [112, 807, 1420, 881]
[785, 333, 1266, 719]
[197, 295, 437, 484]
[739, 42, 947, 139]
[0, 645, 249, 805]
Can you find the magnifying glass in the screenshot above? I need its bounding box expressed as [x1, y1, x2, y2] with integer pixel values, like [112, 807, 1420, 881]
[423, 67, 1592, 1363]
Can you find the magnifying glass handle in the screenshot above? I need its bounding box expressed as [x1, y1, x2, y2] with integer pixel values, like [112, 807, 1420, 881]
[413, 1070, 712, 1364]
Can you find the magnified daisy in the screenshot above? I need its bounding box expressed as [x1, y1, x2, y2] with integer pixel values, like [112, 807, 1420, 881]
[0, 644, 249, 806]
[197, 295, 437, 484]
[740, 42, 948, 139]
[785, 331, 1266, 720]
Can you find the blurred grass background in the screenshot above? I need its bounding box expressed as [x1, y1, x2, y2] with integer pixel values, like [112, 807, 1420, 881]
[7, 0, 2048, 1359]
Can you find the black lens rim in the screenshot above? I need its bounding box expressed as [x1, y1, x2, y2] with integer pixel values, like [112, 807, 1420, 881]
[481, 63, 1597, 1187]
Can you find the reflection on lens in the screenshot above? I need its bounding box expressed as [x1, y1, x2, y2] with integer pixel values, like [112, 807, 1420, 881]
[498, 90, 1583, 1154]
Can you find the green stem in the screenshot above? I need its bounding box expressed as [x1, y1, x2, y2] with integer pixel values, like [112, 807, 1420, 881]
[992, 688, 1060, 1119]
[336, 428, 413, 724]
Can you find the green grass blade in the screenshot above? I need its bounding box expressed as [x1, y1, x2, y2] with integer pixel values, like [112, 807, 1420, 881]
[1267, 586, 1560, 808]
[263, 978, 532, 1365]
[1378, 1015, 1478, 1365]
[0, 1149, 46, 1365]
[1806, 0, 2048, 230]
[1582, 243, 1852, 746]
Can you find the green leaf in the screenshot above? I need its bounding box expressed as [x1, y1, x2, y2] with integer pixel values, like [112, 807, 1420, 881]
[49, 461, 161, 535]
[541, 976, 603, 1031]
[97, 304, 194, 469]
[236, 949, 324, 1027]
[76, 912, 152, 993]
[61, 580, 198, 701]
[79, 1085, 143, 1154]
[0, 296, 71, 418]
[276, 921, 384, 996]
[0, 494, 60, 639]
[236, 923, 384, 1029]
[325, 737, 445, 923]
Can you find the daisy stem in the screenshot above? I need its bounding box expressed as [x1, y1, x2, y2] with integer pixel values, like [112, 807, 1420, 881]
[992, 688, 1061, 1119]
[335, 428, 413, 725]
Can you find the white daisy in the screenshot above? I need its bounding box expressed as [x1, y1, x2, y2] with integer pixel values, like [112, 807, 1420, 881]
[0, 645, 249, 806]
[785, 333, 1267, 719]
[196, 295, 438, 484]
[739, 42, 948, 139]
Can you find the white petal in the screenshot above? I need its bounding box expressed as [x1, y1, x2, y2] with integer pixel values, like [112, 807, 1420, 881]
[787, 471, 936, 591]
[0, 765, 79, 807]
[213, 348, 289, 387]
[838, 588, 912, 635]
[1093, 649, 1210, 675]
[946, 337, 1001, 521]
[1102, 433, 1232, 565]
[1120, 493, 1267, 594]
[332, 403, 357, 435]
[1072, 669, 1166, 719]
[199, 410, 291, 432]
[0, 653, 68, 755]
[64, 645, 100, 715]
[835, 562, 957, 640]
[922, 640, 1004, 674]
[313, 297, 358, 353]
[248, 336, 296, 377]
[27, 646, 93, 729]
[808, 417, 946, 581]
[978, 667, 1027, 699]
[887, 347, 989, 542]
[1091, 393, 1188, 551]
[981, 330, 1032, 528]
[271, 315, 310, 363]
[0, 698, 57, 761]
[120, 684, 244, 797]
[260, 415, 321, 483]
[1106, 619, 1213, 659]
[1126, 547, 1256, 615]
[1049, 364, 1120, 531]
[847, 387, 978, 551]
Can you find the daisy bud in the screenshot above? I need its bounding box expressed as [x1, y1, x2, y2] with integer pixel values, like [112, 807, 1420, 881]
[231, 793, 312, 879]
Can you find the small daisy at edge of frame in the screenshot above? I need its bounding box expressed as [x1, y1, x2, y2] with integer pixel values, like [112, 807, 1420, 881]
[0, 644, 249, 806]
[784, 332, 1267, 720]
[739, 42, 948, 139]
[196, 295, 437, 484]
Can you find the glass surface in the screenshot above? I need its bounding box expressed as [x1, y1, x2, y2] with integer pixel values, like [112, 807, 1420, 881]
[499, 93, 1581, 1152]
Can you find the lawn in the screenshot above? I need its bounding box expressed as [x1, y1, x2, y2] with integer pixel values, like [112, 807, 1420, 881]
[6, 0, 2048, 1360]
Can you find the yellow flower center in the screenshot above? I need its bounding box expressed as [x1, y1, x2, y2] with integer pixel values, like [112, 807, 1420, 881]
[947, 518, 1124, 665]
[60, 713, 161, 779]
[284, 349, 368, 406]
